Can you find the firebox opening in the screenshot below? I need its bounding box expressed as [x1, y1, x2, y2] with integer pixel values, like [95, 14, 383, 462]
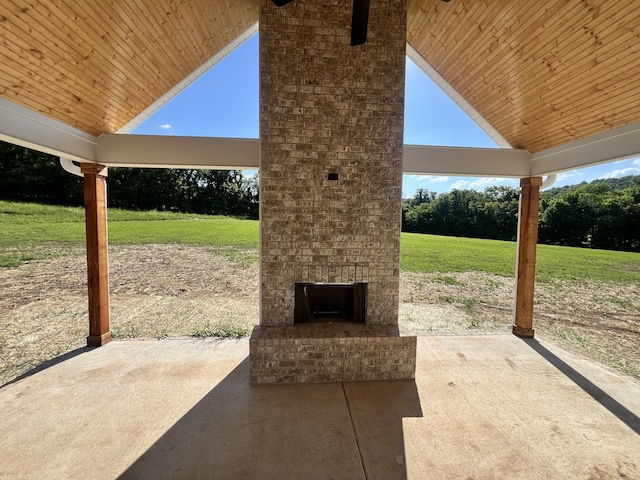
[294, 283, 367, 324]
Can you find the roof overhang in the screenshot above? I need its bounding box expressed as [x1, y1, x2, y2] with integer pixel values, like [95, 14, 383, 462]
[2, 0, 639, 166]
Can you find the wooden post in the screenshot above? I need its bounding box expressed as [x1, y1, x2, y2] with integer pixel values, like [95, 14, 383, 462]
[81, 163, 112, 347]
[512, 176, 543, 338]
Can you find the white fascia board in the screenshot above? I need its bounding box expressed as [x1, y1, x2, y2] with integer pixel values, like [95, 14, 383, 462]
[530, 120, 640, 176]
[117, 23, 259, 134]
[97, 134, 260, 169]
[99, 134, 532, 175]
[406, 44, 512, 149]
[0, 97, 97, 162]
[403, 144, 530, 177]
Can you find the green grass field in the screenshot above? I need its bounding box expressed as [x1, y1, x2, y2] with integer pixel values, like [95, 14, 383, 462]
[401, 233, 640, 283]
[1, 200, 638, 284]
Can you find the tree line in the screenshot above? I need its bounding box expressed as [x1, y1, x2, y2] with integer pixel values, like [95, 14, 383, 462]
[539, 176, 640, 251]
[0, 141, 259, 219]
[403, 176, 640, 252]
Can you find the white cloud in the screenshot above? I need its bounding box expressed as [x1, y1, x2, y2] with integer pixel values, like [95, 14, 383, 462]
[598, 167, 640, 179]
[557, 170, 583, 181]
[448, 177, 518, 191]
[468, 177, 502, 187]
[418, 175, 450, 183]
[634, 158, 640, 166]
[450, 179, 470, 189]
[158, 123, 174, 131]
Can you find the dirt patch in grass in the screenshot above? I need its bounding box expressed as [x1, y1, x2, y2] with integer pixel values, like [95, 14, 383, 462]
[1, 244, 638, 385]
[401, 270, 640, 379]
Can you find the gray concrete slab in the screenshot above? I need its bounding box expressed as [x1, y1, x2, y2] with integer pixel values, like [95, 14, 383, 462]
[0, 335, 639, 479]
[405, 335, 640, 479]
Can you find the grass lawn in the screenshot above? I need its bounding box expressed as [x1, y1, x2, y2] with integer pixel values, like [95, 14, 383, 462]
[1, 200, 639, 284]
[401, 233, 640, 284]
[0, 201, 258, 267]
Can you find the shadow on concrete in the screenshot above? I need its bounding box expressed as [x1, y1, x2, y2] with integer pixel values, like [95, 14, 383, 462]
[523, 338, 640, 436]
[343, 379, 423, 479]
[119, 357, 422, 479]
[1, 346, 93, 389]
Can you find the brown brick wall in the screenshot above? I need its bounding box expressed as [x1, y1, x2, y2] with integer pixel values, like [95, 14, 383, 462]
[260, 0, 407, 326]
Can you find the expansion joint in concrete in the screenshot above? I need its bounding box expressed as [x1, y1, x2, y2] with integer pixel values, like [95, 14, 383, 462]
[342, 382, 368, 480]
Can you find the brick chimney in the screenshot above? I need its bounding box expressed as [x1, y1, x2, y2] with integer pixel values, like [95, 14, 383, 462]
[250, 0, 416, 384]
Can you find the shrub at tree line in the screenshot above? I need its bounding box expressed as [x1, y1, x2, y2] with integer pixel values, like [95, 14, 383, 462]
[1, 141, 638, 252]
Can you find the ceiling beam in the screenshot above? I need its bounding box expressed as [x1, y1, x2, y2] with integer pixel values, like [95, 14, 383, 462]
[98, 133, 531, 176]
[403, 144, 530, 177]
[96, 134, 260, 169]
[0, 97, 97, 162]
[530, 120, 640, 176]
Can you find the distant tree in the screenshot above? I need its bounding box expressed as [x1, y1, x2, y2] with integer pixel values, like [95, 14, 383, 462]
[107, 168, 259, 218]
[590, 184, 640, 251]
[539, 190, 599, 246]
[0, 141, 83, 205]
[402, 188, 436, 231]
[402, 176, 639, 252]
[245, 173, 260, 218]
[412, 189, 484, 237]
[478, 186, 519, 240]
[539, 177, 640, 251]
[108, 168, 187, 211]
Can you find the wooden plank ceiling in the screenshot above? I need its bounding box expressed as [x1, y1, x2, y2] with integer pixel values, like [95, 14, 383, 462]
[0, 0, 639, 154]
[0, 0, 258, 136]
[408, 0, 640, 153]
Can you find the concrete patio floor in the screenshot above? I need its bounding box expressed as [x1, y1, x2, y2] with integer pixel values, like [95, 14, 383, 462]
[1, 334, 639, 479]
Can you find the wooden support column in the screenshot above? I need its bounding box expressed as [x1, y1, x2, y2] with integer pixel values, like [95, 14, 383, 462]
[513, 176, 543, 338]
[81, 163, 112, 347]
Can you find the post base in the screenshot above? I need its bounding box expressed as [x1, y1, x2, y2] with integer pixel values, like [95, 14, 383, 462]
[87, 331, 113, 347]
[512, 325, 535, 338]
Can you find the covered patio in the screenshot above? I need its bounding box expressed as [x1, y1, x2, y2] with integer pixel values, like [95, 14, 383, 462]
[1, 0, 640, 477]
[1, 335, 639, 478]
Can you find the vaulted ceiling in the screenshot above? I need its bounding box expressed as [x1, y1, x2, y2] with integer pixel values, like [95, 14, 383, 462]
[1, 0, 639, 171]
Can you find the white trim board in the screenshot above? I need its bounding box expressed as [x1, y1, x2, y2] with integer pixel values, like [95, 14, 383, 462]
[96, 134, 529, 176]
[96, 134, 260, 169]
[0, 97, 97, 162]
[403, 144, 529, 177]
[530, 120, 640, 176]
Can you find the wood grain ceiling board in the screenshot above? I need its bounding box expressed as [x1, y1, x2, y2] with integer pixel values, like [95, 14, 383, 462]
[0, 0, 258, 136]
[407, 0, 640, 153]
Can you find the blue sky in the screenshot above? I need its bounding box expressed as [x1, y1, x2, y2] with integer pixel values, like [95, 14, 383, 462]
[134, 33, 640, 198]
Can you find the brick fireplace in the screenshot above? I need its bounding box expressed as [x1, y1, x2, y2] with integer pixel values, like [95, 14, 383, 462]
[249, 0, 416, 384]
